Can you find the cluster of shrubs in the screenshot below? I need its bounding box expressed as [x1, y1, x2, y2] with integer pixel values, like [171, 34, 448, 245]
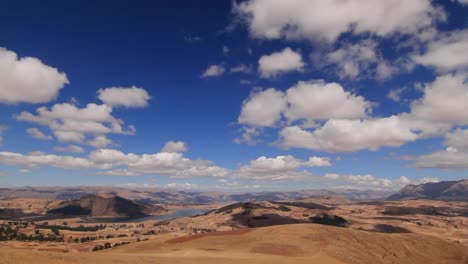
[0, 224, 64, 242]
[192, 228, 215, 233]
[35, 222, 106, 232]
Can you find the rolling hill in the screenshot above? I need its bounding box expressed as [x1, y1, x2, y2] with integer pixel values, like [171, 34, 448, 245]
[1, 223, 467, 264]
[47, 193, 166, 217]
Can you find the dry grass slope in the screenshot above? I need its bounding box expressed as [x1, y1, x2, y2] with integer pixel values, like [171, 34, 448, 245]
[1, 223, 467, 264]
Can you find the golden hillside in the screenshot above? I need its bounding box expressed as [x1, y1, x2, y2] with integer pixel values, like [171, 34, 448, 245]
[1, 223, 467, 264]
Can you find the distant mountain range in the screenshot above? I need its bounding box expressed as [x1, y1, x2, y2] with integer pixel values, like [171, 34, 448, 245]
[387, 180, 468, 201]
[48, 193, 166, 217]
[0, 186, 391, 204]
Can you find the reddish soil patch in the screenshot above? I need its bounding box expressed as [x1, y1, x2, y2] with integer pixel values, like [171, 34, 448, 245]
[166, 229, 253, 244]
[251, 243, 304, 256]
[37, 248, 68, 253]
[134, 243, 163, 251]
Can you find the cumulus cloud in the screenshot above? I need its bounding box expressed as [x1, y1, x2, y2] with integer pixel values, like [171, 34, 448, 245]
[237, 72, 467, 153]
[284, 81, 372, 122]
[15, 103, 135, 147]
[161, 141, 188, 153]
[89, 149, 228, 178]
[238, 88, 286, 127]
[234, 0, 440, 43]
[97, 86, 151, 108]
[258, 48, 304, 78]
[279, 116, 419, 152]
[304, 156, 332, 167]
[410, 74, 468, 125]
[88, 135, 113, 148]
[445, 129, 468, 151]
[0, 147, 229, 178]
[53, 145, 85, 153]
[201, 64, 225, 78]
[0, 47, 69, 104]
[408, 149, 468, 169]
[399, 176, 411, 185]
[26, 127, 52, 140]
[234, 155, 330, 180]
[238, 80, 372, 128]
[325, 173, 394, 189]
[0, 151, 94, 169]
[408, 129, 468, 169]
[413, 30, 468, 72]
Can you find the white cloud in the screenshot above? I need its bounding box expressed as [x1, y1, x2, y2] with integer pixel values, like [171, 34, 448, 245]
[88, 148, 227, 178]
[101, 169, 141, 177]
[161, 141, 188, 153]
[445, 129, 468, 151]
[408, 129, 468, 169]
[413, 30, 468, 72]
[376, 61, 398, 80]
[16, 103, 135, 147]
[387, 88, 405, 102]
[325, 173, 394, 189]
[410, 74, 468, 125]
[399, 176, 411, 184]
[234, 155, 330, 180]
[234, 127, 261, 145]
[237, 73, 467, 153]
[0, 148, 229, 178]
[324, 173, 340, 180]
[415, 177, 439, 184]
[312, 40, 400, 80]
[124, 152, 228, 178]
[53, 145, 85, 153]
[26, 127, 52, 140]
[408, 149, 468, 169]
[230, 64, 253, 73]
[343, 174, 393, 188]
[97, 86, 151, 108]
[88, 148, 138, 166]
[201, 64, 225, 78]
[238, 80, 372, 128]
[279, 116, 419, 153]
[165, 182, 199, 190]
[88, 135, 113, 148]
[316, 40, 377, 79]
[284, 80, 372, 122]
[304, 156, 331, 167]
[258, 48, 304, 78]
[0, 151, 94, 169]
[234, 0, 440, 43]
[0, 47, 69, 104]
[238, 88, 286, 127]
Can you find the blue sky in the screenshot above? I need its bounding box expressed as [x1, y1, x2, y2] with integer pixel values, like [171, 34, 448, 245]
[0, 0, 467, 191]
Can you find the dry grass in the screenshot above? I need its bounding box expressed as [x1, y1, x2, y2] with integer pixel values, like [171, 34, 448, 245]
[1, 223, 467, 264]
